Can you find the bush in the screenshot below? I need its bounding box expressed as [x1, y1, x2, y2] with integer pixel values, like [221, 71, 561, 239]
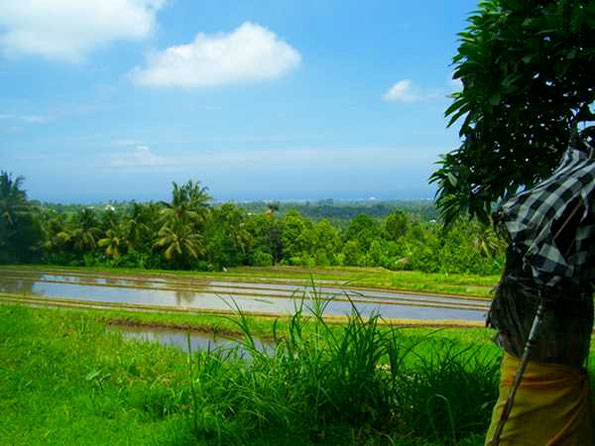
[342, 240, 363, 266]
[251, 250, 273, 267]
[180, 301, 500, 444]
[314, 249, 330, 267]
[83, 253, 100, 267]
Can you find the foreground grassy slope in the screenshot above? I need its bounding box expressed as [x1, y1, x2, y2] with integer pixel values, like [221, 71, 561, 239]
[8, 304, 594, 445]
[1, 304, 502, 445]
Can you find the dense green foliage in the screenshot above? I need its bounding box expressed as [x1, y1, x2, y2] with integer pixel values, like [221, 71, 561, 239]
[1, 304, 501, 445]
[0, 172, 43, 263]
[1, 176, 506, 275]
[432, 0, 595, 224]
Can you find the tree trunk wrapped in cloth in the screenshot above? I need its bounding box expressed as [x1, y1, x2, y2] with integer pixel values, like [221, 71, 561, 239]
[485, 138, 595, 445]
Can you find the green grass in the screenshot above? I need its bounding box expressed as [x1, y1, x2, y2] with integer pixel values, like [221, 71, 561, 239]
[0, 264, 500, 297]
[6, 300, 595, 445]
[1, 301, 502, 445]
[0, 305, 191, 445]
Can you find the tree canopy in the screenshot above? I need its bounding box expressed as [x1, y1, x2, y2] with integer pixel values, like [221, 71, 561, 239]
[0, 171, 43, 262]
[0, 173, 508, 275]
[431, 0, 595, 225]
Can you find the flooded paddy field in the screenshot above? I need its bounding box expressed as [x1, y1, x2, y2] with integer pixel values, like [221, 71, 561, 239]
[110, 324, 273, 355]
[0, 268, 489, 322]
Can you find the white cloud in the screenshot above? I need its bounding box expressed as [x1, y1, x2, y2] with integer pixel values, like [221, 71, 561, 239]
[0, 0, 165, 62]
[0, 113, 51, 123]
[131, 22, 301, 88]
[110, 138, 143, 148]
[107, 146, 443, 170]
[382, 79, 439, 103]
[20, 115, 49, 123]
[111, 145, 165, 167]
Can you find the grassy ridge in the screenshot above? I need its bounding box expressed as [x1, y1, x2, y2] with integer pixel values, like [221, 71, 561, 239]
[2, 303, 501, 445]
[0, 293, 491, 341]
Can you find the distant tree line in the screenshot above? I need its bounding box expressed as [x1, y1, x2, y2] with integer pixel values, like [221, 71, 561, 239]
[42, 198, 438, 227]
[235, 199, 438, 223]
[1, 173, 505, 275]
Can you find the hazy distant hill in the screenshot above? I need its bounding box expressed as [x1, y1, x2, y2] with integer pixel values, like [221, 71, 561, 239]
[235, 199, 436, 223]
[41, 199, 437, 223]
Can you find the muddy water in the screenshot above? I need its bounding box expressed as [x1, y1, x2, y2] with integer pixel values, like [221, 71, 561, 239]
[111, 325, 273, 355]
[0, 269, 488, 322]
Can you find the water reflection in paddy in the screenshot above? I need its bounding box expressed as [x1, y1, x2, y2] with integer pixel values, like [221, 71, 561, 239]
[111, 325, 273, 355]
[0, 270, 488, 322]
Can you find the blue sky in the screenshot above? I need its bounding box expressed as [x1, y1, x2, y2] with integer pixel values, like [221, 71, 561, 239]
[1, 0, 476, 203]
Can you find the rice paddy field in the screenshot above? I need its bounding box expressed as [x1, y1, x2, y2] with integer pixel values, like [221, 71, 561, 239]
[0, 264, 500, 298]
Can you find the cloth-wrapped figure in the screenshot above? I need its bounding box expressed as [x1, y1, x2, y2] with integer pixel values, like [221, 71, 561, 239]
[485, 137, 595, 445]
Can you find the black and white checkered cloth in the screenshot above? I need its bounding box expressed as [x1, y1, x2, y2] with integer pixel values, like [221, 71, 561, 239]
[496, 140, 595, 288]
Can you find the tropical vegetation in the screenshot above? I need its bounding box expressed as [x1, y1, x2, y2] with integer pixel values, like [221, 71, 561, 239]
[432, 0, 595, 224]
[0, 173, 505, 275]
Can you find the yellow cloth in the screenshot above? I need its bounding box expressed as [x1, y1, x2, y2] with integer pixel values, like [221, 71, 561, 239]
[485, 353, 593, 446]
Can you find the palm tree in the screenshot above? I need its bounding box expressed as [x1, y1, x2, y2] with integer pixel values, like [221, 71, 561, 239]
[0, 172, 43, 262]
[266, 200, 280, 216]
[219, 204, 252, 256]
[265, 201, 281, 263]
[160, 180, 211, 227]
[184, 180, 211, 211]
[154, 221, 204, 268]
[41, 209, 70, 252]
[69, 208, 101, 252]
[101, 205, 118, 231]
[156, 181, 210, 268]
[474, 222, 506, 258]
[124, 202, 151, 251]
[0, 172, 27, 232]
[98, 227, 124, 259]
